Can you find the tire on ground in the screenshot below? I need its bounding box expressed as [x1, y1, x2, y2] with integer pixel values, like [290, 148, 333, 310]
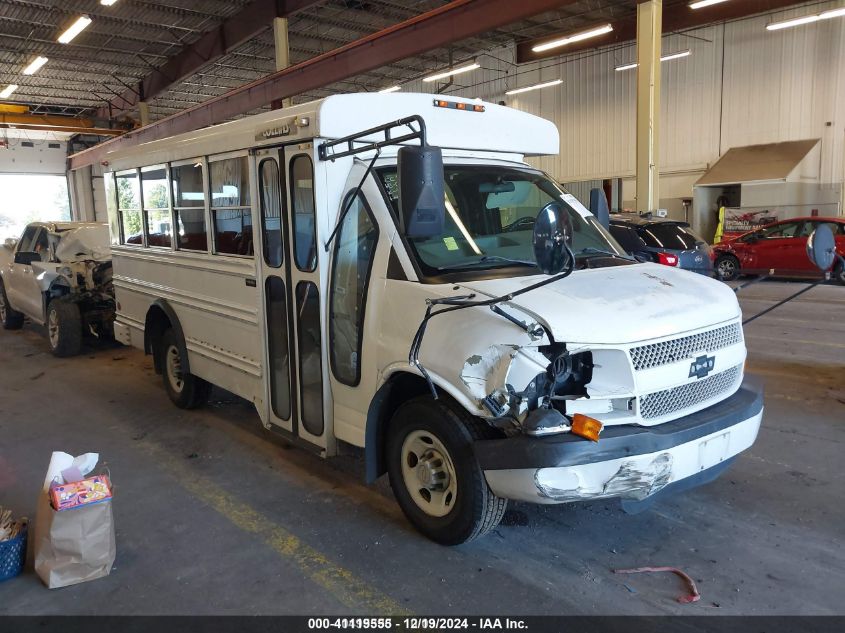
[715, 254, 740, 282]
[160, 327, 211, 409]
[47, 298, 83, 357]
[386, 395, 507, 545]
[0, 280, 24, 330]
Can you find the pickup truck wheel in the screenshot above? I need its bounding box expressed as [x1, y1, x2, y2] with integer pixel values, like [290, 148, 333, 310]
[47, 299, 83, 357]
[160, 328, 211, 409]
[386, 397, 507, 545]
[715, 254, 740, 281]
[0, 280, 24, 330]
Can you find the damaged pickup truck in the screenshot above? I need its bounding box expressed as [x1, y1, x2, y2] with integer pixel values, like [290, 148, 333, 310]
[0, 222, 115, 356]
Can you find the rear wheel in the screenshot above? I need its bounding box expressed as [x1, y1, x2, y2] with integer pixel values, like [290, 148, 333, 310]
[386, 396, 507, 545]
[715, 254, 740, 281]
[160, 328, 211, 409]
[47, 299, 82, 357]
[0, 280, 24, 330]
[833, 261, 845, 286]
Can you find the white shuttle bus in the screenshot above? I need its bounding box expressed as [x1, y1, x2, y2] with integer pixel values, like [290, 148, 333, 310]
[98, 94, 763, 544]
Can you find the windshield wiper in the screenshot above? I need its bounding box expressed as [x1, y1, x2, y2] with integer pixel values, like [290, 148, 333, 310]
[575, 247, 634, 261]
[437, 255, 537, 272]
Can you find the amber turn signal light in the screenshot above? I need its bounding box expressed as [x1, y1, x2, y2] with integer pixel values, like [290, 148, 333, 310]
[571, 414, 603, 442]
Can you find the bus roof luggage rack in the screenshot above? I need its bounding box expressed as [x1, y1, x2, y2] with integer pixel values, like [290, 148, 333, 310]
[318, 115, 427, 161]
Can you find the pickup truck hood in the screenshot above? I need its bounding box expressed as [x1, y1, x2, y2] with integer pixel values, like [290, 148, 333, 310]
[455, 263, 741, 345]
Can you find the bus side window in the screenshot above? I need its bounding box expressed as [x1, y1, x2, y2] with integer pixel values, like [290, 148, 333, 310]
[210, 156, 253, 256]
[142, 165, 171, 248]
[171, 161, 208, 252]
[329, 192, 379, 386]
[104, 173, 120, 246]
[116, 170, 142, 245]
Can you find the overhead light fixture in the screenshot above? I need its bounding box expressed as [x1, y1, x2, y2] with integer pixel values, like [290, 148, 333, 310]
[100, 0, 120, 5]
[0, 84, 18, 99]
[57, 16, 92, 44]
[615, 50, 691, 71]
[689, 0, 731, 9]
[22, 56, 48, 75]
[767, 7, 845, 30]
[378, 85, 401, 93]
[532, 24, 613, 53]
[422, 62, 480, 83]
[505, 78, 563, 95]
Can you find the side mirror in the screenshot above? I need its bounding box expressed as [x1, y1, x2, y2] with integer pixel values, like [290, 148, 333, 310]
[14, 251, 41, 266]
[589, 187, 610, 229]
[3, 238, 17, 250]
[806, 224, 837, 272]
[532, 202, 573, 275]
[398, 145, 445, 239]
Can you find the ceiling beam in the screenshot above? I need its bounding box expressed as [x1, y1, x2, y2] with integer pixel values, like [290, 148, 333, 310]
[516, 0, 811, 63]
[71, 0, 576, 170]
[0, 113, 125, 136]
[96, 0, 325, 121]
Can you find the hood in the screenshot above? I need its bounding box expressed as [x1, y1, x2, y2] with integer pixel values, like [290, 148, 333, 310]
[55, 225, 111, 262]
[455, 263, 740, 345]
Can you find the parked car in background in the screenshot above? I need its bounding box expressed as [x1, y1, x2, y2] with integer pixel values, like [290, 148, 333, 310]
[713, 217, 845, 283]
[608, 214, 713, 275]
[0, 222, 115, 356]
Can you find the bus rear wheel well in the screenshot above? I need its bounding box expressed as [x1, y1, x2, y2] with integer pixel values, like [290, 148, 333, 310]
[365, 372, 443, 484]
[144, 301, 187, 375]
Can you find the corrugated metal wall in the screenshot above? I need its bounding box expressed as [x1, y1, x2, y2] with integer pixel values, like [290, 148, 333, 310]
[405, 1, 844, 201]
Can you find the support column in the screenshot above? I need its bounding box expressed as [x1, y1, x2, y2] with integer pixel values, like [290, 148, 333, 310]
[272, 17, 292, 109]
[635, 0, 662, 213]
[69, 166, 96, 222]
[138, 101, 150, 127]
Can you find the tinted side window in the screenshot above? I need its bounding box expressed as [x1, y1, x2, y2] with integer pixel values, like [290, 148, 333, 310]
[639, 223, 699, 249]
[17, 226, 39, 252]
[760, 222, 800, 239]
[291, 155, 317, 272]
[609, 225, 644, 252]
[329, 193, 379, 386]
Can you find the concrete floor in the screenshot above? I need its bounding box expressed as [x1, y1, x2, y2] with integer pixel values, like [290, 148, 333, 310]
[0, 280, 843, 615]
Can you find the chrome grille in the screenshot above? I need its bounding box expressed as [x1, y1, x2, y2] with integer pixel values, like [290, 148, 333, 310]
[630, 322, 742, 371]
[639, 365, 742, 420]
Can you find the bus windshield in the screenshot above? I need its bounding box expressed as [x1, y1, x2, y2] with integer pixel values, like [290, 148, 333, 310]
[376, 164, 627, 277]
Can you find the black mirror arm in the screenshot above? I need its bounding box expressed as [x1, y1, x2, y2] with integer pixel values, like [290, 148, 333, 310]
[323, 148, 381, 253]
[409, 245, 575, 399]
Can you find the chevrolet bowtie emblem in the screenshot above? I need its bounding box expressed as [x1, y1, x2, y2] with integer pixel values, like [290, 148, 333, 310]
[689, 354, 716, 379]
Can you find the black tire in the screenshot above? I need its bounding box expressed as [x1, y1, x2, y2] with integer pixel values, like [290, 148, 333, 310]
[47, 299, 82, 357]
[386, 396, 507, 545]
[160, 328, 211, 409]
[833, 261, 845, 286]
[0, 280, 24, 330]
[715, 254, 740, 282]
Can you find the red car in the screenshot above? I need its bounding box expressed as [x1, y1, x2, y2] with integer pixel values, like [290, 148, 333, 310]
[713, 217, 845, 284]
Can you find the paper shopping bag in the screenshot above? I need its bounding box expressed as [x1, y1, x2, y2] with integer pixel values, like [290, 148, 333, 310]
[33, 490, 115, 589]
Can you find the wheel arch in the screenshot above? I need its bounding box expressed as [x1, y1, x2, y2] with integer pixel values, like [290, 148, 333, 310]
[144, 299, 189, 375]
[363, 368, 481, 484]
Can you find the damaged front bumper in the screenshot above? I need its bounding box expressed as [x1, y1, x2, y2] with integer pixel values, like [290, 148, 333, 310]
[476, 377, 763, 508]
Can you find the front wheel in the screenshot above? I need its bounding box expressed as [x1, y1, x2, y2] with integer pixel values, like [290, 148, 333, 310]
[160, 328, 211, 409]
[386, 397, 507, 545]
[715, 254, 740, 281]
[47, 299, 82, 357]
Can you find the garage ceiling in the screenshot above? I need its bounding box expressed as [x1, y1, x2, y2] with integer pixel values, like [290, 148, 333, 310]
[0, 0, 636, 121]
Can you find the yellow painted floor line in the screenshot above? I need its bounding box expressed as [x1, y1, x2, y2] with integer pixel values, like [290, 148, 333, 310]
[143, 442, 409, 615]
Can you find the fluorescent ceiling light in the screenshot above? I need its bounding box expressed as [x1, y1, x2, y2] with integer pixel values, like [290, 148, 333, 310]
[101, 0, 119, 5]
[767, 7, 845, 30]
[505, 78, 563, 95]
[422, 62, 480, 83]
[615, 50, 691, 71]
[57, 16, 92, 44]
[689, 0, 731, 9]
[378, 85, 401, 93]
[532, 24, 613, 53]
[0, 84, 18, 99]
[22, 56, 48, 75]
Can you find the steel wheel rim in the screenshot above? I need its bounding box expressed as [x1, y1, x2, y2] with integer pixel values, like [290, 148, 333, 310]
[166, 344, 185, 393]
[718, 258, 735, 277]
[400, 429, 458, 518]
[48, 309, 60, 348]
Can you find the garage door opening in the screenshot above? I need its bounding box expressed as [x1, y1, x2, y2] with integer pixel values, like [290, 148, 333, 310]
[0, 174, 71, 241]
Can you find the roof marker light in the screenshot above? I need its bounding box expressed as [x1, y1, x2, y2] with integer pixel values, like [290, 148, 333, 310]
[505, 78, 562, 95]
[58, 16, 92, 44]
[22, 56, 48, 75]
[422, 62, 480, 83]
[432, 98, 485, 112]
[532, 24, 613, 53]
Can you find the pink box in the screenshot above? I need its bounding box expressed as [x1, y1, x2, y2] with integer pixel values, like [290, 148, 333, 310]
[49, 475, 112, 512]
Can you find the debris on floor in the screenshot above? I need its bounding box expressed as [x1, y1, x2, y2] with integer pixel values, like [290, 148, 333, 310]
[613, 566, 701, 603]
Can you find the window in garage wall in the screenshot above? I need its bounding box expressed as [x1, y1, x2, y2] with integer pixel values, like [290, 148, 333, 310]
[0, 174, 70, 242]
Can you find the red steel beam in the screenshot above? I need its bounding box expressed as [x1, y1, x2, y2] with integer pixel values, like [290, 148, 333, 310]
[517, 0, 811, 63]
[71, 0, 576, 170]
[96, 0, 324, 120]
